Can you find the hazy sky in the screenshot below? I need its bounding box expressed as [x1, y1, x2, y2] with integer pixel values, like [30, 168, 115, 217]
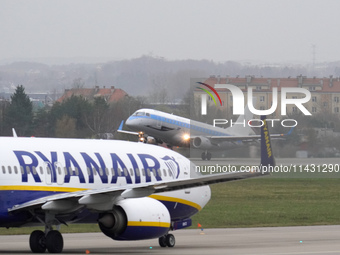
[1, 0, 340, 64]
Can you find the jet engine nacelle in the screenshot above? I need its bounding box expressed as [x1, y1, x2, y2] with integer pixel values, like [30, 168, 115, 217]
[98, 197, 170, 241]
[192, 136, 212, 150]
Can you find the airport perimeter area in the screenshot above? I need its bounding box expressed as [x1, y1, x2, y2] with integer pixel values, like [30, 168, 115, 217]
[1, 226, 340, 255]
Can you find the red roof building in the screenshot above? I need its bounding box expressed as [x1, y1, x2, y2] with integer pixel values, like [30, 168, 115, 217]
[57, 86, 128, 104]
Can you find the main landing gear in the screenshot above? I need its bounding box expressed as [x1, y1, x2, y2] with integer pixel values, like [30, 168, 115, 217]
[158, 233, 175, 248]
[29, 213, 64, 253]
[201, 151, 212, 160]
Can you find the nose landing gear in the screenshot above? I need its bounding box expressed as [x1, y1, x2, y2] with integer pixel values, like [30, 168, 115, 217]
[201, 151, 212, 160]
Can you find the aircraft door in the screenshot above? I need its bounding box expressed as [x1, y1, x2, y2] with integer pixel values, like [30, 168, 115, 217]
[156, 116, 162, 129]
[177, 156, 191, 194]
[44, 162, 53, 185]
[54, 162, 65, 185]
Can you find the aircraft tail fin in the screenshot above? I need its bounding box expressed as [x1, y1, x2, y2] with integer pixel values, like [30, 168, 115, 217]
[260, 115, 275, 169]
[118, 120, 124, 131]
[227, 104, 255, 135]
[12, 128, 18, 138]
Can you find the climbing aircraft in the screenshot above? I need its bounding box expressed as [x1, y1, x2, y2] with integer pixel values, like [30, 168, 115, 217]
[119, 108, 288, 160]
[0, 117, 274, 253]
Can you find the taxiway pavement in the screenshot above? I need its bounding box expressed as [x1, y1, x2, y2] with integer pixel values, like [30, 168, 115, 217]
[0, 225, 340, 254]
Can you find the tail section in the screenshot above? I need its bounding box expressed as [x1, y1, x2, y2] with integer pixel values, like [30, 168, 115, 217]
[227, 104, 255, 135]
[260, 115, 275, 168]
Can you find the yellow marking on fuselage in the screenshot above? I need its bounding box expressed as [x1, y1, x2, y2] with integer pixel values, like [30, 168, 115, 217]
[149, 194, 202, 211]
[0, 185, 88, 193]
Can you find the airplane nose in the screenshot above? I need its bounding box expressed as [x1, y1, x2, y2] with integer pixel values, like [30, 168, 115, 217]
[125, 117, 134, 128]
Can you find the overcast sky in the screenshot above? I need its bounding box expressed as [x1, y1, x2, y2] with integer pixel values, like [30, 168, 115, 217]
[1, 0, 340, 64]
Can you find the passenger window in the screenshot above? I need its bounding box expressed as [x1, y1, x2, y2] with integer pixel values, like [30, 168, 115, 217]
[39, 166, 43, 175]
[105, 168, 109, 175]
[168, 169, 172, 177]
[152, 169, 156, 176]
[129, 168, 133, 176]
[123, 168, 128, 176]
[163, 169, 167, 177]
[118, 168, 122, 176]
[87, 167, 91, 176]
[57, 167, 61, 175]
[147, 169, 151, 177]
[111, 168, 115, 176]
[32, 166, 37, 175]
[14, 166, 18, 174]
[135, 168, 140, 176]
[64, 167, 68, 175]
[75, 167, 79, 176]
[99, 168, 103, 176]
[20, 166, 24, 174]
[141, 169, 145, 176]
[2, 166, 6, 174]
[157, 169, 161, 177]
[26, 166, 31, 174]
[69, 167, 74, 176]
[8, 166, 12, 174]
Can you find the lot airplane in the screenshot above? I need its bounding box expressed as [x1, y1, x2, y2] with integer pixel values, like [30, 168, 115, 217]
[119, 108, 286, 160]
[0, 118, 273, 253]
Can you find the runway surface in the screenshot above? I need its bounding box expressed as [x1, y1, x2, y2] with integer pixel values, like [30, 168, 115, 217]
[1, 226, 340, 254]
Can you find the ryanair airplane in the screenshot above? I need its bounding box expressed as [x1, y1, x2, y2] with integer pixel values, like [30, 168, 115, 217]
[0, 118, 274, 253]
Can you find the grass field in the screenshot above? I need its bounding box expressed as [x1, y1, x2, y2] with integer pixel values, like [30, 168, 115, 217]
[191, 178, 340, 228]
[1, 178, 340, 235]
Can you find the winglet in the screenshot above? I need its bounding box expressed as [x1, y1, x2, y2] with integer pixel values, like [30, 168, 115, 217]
[286, 126, 295, 136]
[260, 115, 275, 170]
[118, 120, 124, 131]
[12, 128, 18, 138]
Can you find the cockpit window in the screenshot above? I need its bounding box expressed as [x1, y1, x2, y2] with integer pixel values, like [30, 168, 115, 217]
[133, 111, 145, 116]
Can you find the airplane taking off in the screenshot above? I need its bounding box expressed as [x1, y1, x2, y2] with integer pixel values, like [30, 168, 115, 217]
[119, 108, 287, 160]
[0, 117, 274, 253]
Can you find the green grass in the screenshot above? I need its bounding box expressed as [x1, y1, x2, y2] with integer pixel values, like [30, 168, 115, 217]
[191, 178, 340, 228]
[2, 178, 340, 235]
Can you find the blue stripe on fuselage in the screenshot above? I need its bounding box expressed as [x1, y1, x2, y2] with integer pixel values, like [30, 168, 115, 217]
[128, 114, 229, 137]
[0, 190, 199, 227]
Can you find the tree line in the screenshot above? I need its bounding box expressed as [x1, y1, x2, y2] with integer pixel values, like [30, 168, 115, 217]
[0, 85, 144, 138]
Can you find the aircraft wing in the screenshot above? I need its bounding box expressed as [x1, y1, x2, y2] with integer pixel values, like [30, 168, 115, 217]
[8, 170, 264, 213]
[195, 133, 284, 143]
[116, 120, 140, 135]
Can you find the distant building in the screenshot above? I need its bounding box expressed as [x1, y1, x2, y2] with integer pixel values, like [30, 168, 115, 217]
[57, 86, 128, 104]
[196, 75, 340, 118]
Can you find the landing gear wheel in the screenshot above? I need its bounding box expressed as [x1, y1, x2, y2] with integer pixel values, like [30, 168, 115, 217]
[206, 152, 212, 160]
[201, 152, 206, 160]
[46, 230, 63, 253]
[165, 233, 175, 247]
[29, 230, 46, 253]
[158, 235, 167, 247]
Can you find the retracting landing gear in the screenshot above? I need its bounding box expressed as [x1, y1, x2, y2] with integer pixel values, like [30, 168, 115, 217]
[201, 151, 212, 160]
[29, 213, 64, 253]
[158, 233, 175, 248]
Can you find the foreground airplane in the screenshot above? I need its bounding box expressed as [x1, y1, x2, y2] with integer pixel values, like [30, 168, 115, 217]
[0, 118, 274, 253]
[119, 108, 288, 160]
